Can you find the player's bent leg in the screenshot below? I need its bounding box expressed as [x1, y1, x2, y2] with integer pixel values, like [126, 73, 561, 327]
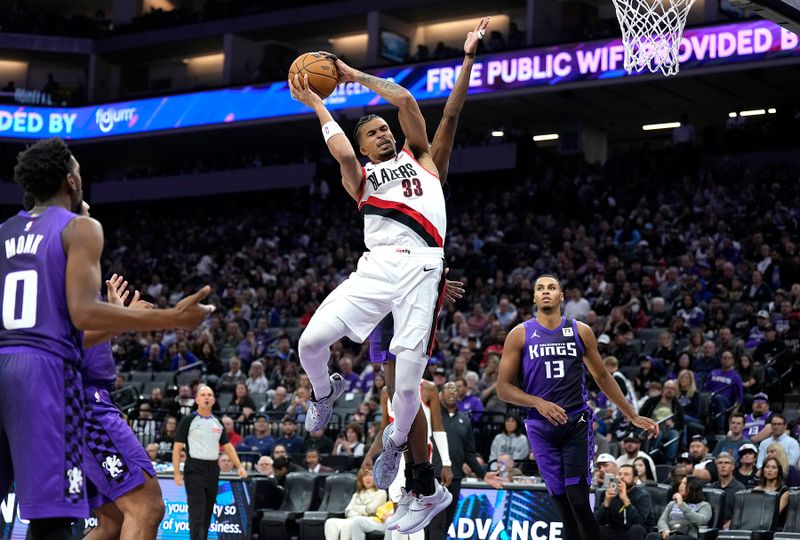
[84, 503, 124, 540]
[299, 316, 350, 431]
[388, 343, 427, 446]
[113, 473, 165, 540]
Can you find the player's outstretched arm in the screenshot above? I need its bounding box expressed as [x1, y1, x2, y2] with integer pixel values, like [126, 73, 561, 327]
[497, 325, 567, 425]
[431, 16, 489, 180]
[334, 59, 430, 161]
[288, 73, 362, 201]
[577, 322, 659, 438]
[64, 217, 214, 333]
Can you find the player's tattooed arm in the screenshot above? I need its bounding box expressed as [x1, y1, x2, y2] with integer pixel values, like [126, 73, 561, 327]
[335, 58, 431, 160]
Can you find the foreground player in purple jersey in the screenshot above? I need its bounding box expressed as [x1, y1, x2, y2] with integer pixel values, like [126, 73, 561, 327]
[497, 274, 658, 540]
[0, 137, 213, 540]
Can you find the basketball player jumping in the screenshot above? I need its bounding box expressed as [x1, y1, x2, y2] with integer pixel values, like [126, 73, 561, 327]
[289, 36, 452, 528]
[360, 17, 489, 536]
[0, 138, 213, 540]
[497, 275, 659, 540]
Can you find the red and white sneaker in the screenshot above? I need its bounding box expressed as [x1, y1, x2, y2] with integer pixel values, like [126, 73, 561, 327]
[396, 481, 452, 534]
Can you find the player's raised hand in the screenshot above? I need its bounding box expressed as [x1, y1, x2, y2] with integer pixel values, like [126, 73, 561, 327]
[173, 285, 215, 330]
[106, 273, 129, 306]
[332, 58, 356, 83]
[443, 268, 465, 304]
[630, 414, 660, 439]
[288, 74, 322, 108]
[533, 397, 567, 425]
[465, 17, 490, 55]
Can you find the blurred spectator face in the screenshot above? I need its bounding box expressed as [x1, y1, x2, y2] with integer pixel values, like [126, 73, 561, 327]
[739, 449, 756, 465]
[218, 454, 233, 472]
[498, 453, 514, 469]
[689, 441, 707, 459]
[115, 374, 125, 390]
[453, 356, 466, 373]
[465, 372, 479, 391]
[273, 445, 287, 459]
[139, 403, 152, 419]
[250, 362, 263, 378]
[279, 337, 291, 352]
[306, 450, 320, 469]
[662, 380, 677, 399]
[339, 356, 353, 374]
[254, 417, 268, 435]
[770, 416, 787, 437]
[256, 456, 273, 475]
[165, 416, 176, 433]
[600, 460, 618, 474]
[441, 383, 458, 408]
[721, 351, 734, 369]
[177, 341, 188, 354]
[472, 304, 484, 316]
[623, 438, 641, 456]
[229, 357, 241, 373]
[235, 383, 247, 398]
[178, 385, 192, 399]
[149, 344, 160, 359]
[455, 379, 468, 399]
[151, 387, 163, 402]
[729, 415, 744, 436]
[309, 429, 325, 440]
[146, 443, 159, 461]
[274, 386, 287, 404]
[715, 453, 734, 478]
[702, 341, 716, 358]
[222, 416, 235, 433]
[753, 397, 769, 415]
[618, 466, 636, 489]
[345, 428, 359, 443]
[719, 327, 732, 342]
[257, 318, 268, 331]
[282, 420, 297, 437]
[658, 332, 673, 348]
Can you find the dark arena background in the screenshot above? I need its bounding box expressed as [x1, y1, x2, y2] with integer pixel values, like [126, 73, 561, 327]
[1, 0, 800, 539]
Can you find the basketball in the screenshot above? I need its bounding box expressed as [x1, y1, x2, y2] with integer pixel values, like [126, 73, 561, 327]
[289, 52, 339, 99]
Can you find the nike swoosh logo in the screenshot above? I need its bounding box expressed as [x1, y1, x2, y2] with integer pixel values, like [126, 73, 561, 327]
[423, 266, 437, 272]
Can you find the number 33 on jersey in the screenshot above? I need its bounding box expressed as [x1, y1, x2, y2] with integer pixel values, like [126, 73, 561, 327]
[357, 147, 446, 251]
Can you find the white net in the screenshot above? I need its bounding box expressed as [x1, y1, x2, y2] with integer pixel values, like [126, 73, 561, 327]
[611, 0, 696, 76]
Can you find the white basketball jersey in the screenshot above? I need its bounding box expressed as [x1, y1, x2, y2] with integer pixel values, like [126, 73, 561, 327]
[357, 147, 446, 250]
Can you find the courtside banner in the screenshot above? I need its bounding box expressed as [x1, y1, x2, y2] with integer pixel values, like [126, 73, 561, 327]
[0, 20, 798, 140]
[1, 478, 251, 540]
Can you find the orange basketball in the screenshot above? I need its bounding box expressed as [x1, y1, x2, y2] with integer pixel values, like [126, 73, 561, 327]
[289, 52, 339, 99]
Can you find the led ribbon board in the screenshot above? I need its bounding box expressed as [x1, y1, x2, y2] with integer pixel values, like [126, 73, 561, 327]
[0, 20, 797, 141]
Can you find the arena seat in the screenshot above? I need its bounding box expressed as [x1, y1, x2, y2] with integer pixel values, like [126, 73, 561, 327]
[716, 490, 780, 540]
[656, 464, 672, 483]
[251, 477, 285, 536]
[643, 483, 671, 527]
[299, 473, 356, 540]
[259, 472, 318, 540]
[774, 490, 800, 539]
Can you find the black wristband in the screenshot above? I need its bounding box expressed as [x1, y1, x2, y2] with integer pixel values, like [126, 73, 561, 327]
[465, 52, 476, 58]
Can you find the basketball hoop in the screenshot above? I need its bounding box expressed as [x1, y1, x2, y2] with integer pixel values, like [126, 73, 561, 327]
[611, 0, 696, 76]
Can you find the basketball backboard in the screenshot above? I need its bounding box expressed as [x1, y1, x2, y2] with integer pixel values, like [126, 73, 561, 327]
[729, 0, 800, 34]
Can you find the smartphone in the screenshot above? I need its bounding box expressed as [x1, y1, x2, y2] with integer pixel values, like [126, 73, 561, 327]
[603, 473, 617, 490]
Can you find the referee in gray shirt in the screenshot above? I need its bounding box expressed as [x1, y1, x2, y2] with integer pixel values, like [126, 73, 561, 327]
[173, 385, 248, 540]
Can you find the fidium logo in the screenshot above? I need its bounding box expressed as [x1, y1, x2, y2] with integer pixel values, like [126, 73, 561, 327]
[95, 107, 136, 133]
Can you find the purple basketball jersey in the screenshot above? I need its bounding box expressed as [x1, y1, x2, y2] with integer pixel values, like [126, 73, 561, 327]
[82, 341, 116, 387]
[520, 317, 587, 419]
[0, 206, 81, 363]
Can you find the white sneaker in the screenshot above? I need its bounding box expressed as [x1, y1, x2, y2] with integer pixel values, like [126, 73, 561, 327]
[396, 482, 452, 534]
[305, 373, 347, 432]
[384, 488, 414, 530]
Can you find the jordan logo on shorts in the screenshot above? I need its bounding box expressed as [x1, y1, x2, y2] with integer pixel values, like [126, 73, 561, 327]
[578, 412, 587, 424]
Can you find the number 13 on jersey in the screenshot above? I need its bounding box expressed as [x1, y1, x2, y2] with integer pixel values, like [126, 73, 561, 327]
[544, 359, 565, 379]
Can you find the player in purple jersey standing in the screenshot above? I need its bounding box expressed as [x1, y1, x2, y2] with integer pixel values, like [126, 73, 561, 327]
[0, 137, 213, 540]
[497, 274, 658, 540]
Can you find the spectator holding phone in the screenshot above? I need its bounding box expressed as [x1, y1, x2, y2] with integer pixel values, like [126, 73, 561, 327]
[596, 464, 653, 540]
